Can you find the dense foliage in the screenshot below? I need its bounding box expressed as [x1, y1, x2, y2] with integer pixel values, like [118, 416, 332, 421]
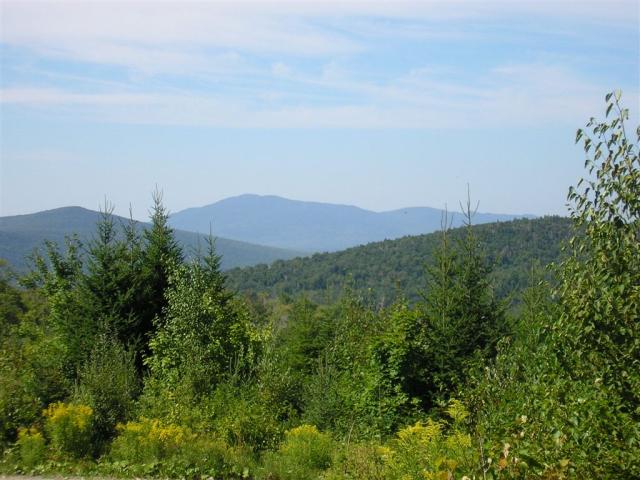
[0, 93, 637, 479]
[226, 215, 572, 306]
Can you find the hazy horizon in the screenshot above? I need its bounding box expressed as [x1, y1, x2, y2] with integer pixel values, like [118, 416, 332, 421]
[0, 191, 542, 222]
[1, 1, 638, 219]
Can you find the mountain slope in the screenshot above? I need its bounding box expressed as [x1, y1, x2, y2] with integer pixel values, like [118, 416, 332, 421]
[169, 194, 535, 252]
[226, 216, 573, 305]
[0, 207, 302, 272]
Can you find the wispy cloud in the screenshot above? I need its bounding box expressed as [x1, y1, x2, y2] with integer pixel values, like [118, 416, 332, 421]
[2, 61, 625, 129]
[1, 0, 637, 129]
[0, 87, 153, 105]
[2, 1, 636, 73]
[1, 1, 362, 75]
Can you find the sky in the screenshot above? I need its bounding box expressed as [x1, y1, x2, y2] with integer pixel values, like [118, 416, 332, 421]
[1, 0, 638, 220]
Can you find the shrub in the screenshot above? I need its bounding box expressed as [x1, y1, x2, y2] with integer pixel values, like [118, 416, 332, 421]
[110, 417, 192, 463]
[208, 383, 283, 452]
[137, 378, 283, 454]
[0, 349, 40, 448]
[468, 92, 640, 478]
[43, 402, 93, 458]
[16, 427, 46, 468]
[383, 401, 478, 480]
[261, 424, 334, 480]
[109, 417, 243, 478]
[146, 255, 259, 398]
[0, 295, 69, 448]
[74, 335, 139, 452]
[323, 442, 386, 480]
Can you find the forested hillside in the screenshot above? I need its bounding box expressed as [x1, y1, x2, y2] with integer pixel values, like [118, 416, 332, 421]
[227, 215, 572, 305]
[0, 94, 638, 479]
[0, 206, 302, 271]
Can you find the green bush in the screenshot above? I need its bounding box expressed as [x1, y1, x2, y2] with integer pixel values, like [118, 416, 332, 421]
[73, 335, 139, 452]
[43, 402, 93, 458]
[323, 442, 386, 480]
[146, 255, 259, 398]
[16, 427, 47, 468]
[0, 290, 68, 448]
[383, 401, 478, 480]
[261, 424, 334, 480]
[110, 417, 193, 463]
[0, 348, 40, 448]
[109, 417, 249, 478]
[208, 384, 283, 452]
[467, 91, 640, 478]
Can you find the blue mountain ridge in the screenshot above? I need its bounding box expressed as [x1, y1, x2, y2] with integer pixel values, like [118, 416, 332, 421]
[169, 194, 535, 252]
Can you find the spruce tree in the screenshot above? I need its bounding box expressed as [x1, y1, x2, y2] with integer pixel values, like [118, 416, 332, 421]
[139, 189, 183, 353]
[119, 208, 146, 347]
[80, 204, 142, 348]
[19, 236, 95, 383]
[421, 198, 506, 407]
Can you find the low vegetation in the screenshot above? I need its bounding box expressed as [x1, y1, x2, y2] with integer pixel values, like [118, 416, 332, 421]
[0, 93, 638, 478]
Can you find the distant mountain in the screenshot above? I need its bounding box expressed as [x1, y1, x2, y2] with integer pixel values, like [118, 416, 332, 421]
[169, 194, 535, 252]
[0, 207, 302, 272]
[226, 216, 573, 305]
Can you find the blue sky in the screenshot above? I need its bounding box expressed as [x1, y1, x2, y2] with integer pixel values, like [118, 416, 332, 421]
[1, 0, 638, 219]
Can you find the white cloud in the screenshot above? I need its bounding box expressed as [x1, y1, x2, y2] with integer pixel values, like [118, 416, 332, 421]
[0, 1, 362, 75]
[0, 87, 154, 105]
[1, 1, 637, 129]
[1, 0, 636, 75]
[3, 61, 632, 129]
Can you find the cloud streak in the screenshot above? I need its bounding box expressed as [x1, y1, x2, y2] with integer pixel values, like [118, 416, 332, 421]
[2, 61, 626, 129]
[1, 87, 153, 105]
[1, 0, 637, 129]
[2, 1, 637, 72]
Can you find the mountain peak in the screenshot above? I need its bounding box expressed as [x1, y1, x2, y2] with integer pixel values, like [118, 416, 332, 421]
[170, 195, 532, 252]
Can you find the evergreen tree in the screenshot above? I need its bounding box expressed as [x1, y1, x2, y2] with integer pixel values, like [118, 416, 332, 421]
[420, 211, 461, 401]
[138, 189, 183, 353]
[24, 236, 90, 375]
[79, 204, 142, 349]
[119, 208, 146, 347]
[420, 199, 506, 406]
